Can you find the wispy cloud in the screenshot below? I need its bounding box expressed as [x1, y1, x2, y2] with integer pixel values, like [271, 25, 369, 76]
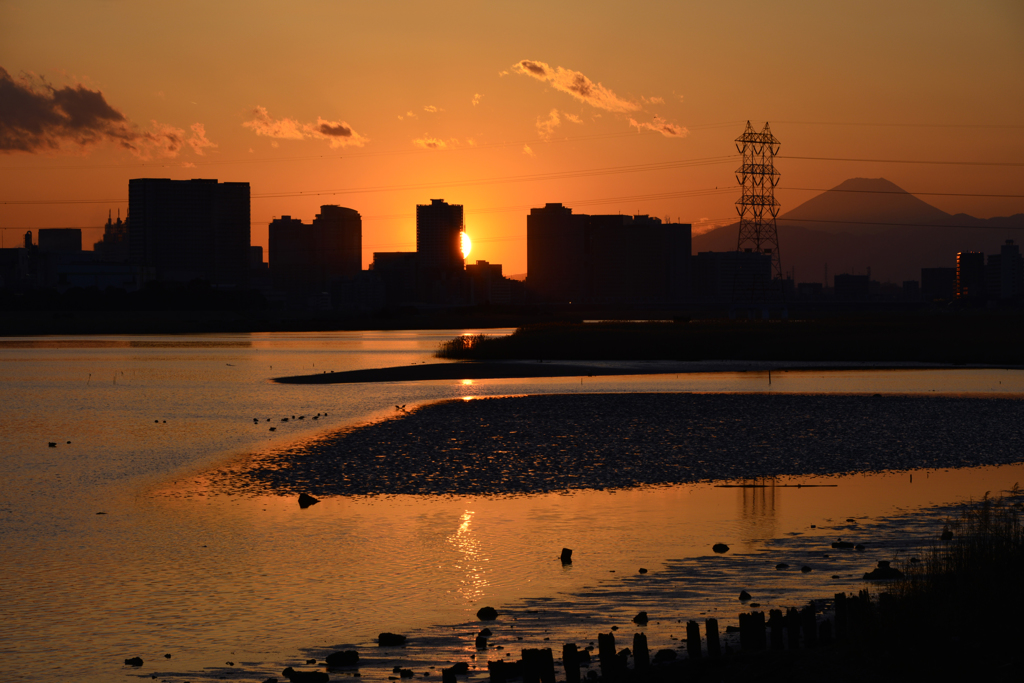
[629, 116, 688, 138]
[413, 136, 457, 150]
[563, 112, 583, 124]
[512, 59, 641, 113]
[472, 93, 483, 106]
[423, 105, 439, 113]
[536, 108, 560, 139]
[522, 144, 535, 157]
[242, 106, 368, 148]
[0, 67, 204, 157]
[187, 122, 216, 155]
[643, 96, 665, 105]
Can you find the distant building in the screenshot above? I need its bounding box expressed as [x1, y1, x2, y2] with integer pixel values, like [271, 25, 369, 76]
[93, 210, 130, 263]
[956, 251, 986, 300]
[797, 282, 823, 299]
[691, 250, 771, 303]
[834, 273, 870, 301]
[466, 260, 512, 305]
[416, 199, 464, 273]
[986, 240, 1023, 302]
[527, 203, 691, 304]
[921, 267, 956, 302]
[128, 178, 250, 287]
[902, 280, 920, 301]
[371, 251, 419, 306]
[269, 205, 361, 295]
[38, 228, 82, 252]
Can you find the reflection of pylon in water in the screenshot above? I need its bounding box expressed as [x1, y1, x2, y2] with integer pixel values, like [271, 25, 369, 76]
[735, 121, 782, 303]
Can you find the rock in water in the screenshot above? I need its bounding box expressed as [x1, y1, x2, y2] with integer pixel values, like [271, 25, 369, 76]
[124, 657, 143, 666]
[378, 632, 407, 646]
[653, 649, 676, 663]
[282, 667, 329, 682]
[478, 628, 492, 638]
[325, 650, 359, 666]
[712, 543, 730, 553]
[739, 590, 752, 601]
[863, 560, 905, 580]
[632, 611, 649, 625]
[560, 547, 573, 564]
[476, 606, 498, 620]
[775, 563, 789, 570]
[298, 493, 320, 509]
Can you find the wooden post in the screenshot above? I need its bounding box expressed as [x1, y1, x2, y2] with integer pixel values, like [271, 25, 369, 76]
[522, 649, 541, 683]
[686, 620, 702, 660]
[562, 644, 580, 683]
[819, 618, 832, 645]
[768, 609, 784, 651]
[632, 633, 650, 670]
[801, 606, 818, 649]
[539, 648, 555, 683]
[754, 611, 767, 650]
[487, 660, 507, 683]
[598, 633, 617, 681]
[834, 592, 848, 641]
[786, 608, 801, 650]
[705, 618, 721, 659]
[442, 667, 457, 683]
[739, 612, 750, 651]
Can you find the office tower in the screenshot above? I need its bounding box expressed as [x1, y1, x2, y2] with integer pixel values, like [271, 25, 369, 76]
[526, 203, 588, 303]
[921, 267, 956, 302]
[416, 199, 464, 272]
[269, 205, 361, 293]
[128, 178, 250, 287]
[37, 229, 82, 252]
[956, 251, 986, 300]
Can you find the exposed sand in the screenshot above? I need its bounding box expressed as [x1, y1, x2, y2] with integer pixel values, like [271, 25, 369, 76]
[272, 360, 973, 384]
[218, 393, 1024, 497]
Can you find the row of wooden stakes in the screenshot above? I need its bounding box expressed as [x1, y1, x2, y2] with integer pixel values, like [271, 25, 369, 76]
[447, 591, 875, 683]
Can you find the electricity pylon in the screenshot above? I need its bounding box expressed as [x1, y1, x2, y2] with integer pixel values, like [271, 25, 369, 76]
[735, 121, 782, 301]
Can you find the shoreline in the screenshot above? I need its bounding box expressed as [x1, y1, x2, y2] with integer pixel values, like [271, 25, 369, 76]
[271, 360, 1019, 384]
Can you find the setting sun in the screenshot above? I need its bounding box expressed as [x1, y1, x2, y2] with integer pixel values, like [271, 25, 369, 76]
[461, 231, 472, 259]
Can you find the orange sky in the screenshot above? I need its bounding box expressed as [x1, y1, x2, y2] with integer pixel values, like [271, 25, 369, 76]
[1, 0, 1022, 274]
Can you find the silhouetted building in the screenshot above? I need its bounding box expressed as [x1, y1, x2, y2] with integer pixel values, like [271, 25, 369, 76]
[332, 271, 387, 311]
[128, 178, 250, 287]
[417, 199, 464, 272]
[527, 203, 690, 304]
[797, 282, 823, 299]
[38, 228, 82, 252]
[94, 210, 130, 263]
[902, 280, 920, 301]
[466, 260, 513, 305]
[371, 251, 419, 306]
[527, 203, 588, 303]
[834, 273, 870, 301]
[921, 267, 956, 302]
[956, 251, 986, 300]
[985, 240, 1023, 302]
[269, 205, 361, 295]
[692, 251, 771, 303]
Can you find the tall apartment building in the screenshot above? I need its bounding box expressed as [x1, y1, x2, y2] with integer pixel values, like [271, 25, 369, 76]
[269, 205, 361, 293]
[526, 203, 690, 304]
[955, 251, 986, 300]
[416, 199, 464, 272]
[128, 178, 250, 287]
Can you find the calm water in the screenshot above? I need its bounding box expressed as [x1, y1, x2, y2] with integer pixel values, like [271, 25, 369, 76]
[2, 331, 1023, 682]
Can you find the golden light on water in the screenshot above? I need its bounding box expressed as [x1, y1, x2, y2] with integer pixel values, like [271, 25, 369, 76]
[461, 231, 472, 259]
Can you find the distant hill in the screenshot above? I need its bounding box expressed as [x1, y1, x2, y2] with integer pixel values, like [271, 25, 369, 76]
[692, 177, 1024, 284]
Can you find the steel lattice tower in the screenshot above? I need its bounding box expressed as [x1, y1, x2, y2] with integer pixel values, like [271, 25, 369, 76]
[735, 121, 782, 287]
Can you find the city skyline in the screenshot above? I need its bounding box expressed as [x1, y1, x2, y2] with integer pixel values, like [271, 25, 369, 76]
[1, 1, 1022, 275]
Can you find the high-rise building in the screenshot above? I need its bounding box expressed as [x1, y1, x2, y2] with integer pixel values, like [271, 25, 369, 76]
[921, 267, 956, 302]
[37, 228, 82, 252]
[128, 178, 250, 287]
[956, 251, 986, 300]
[527, 203, 690, 304]
[94, 210, 130, 263]
[416, 199, 464, 272]
[269, 205, 361, 294]
[986, 240, 1024, 301]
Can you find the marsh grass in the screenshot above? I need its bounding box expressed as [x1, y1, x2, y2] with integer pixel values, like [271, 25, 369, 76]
[436, 333, 487, 359]
[878, 485, 1024, 651]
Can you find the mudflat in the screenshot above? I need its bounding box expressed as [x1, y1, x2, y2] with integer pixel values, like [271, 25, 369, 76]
[219, 393, 1024, 497]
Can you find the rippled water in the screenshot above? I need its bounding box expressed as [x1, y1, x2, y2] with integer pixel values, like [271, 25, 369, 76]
[1, 331, 1023, 682]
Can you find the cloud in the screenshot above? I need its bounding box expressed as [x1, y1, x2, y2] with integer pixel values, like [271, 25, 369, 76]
[522, 144, 535, 157]
[498, 70, 510, 77]
[512, 59, 641, 113]
[629, 116, 688, 138]
[0, 66, 202, 157]
[536, 108, 560, 139]
[187, 122, 216, 155]
[472, 93, 483, 106]
[242, 106, 368, 148]
[412, 136, 454, 150]
[643, 96, 665, 105]
[563, 112, 583, 124]
[423, 105, 439, 113]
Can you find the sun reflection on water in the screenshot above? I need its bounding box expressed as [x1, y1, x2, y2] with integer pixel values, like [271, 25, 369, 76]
[446, 510, 488, 604]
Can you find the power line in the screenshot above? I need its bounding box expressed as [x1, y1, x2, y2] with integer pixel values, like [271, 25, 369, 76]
[780, 155, 1024, 167]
